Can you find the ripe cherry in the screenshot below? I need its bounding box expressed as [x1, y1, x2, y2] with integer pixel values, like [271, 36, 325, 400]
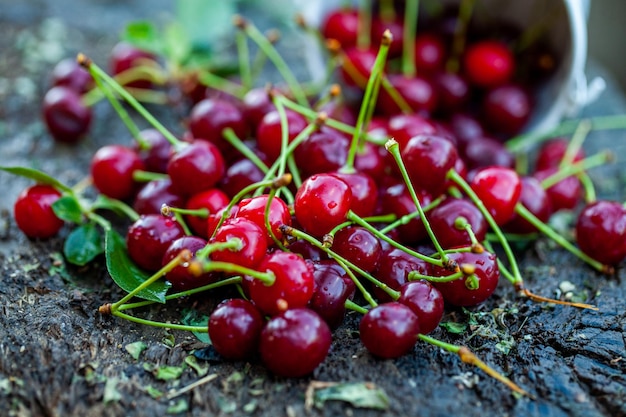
[287, 238, 329, 262]
[533, 168, 582, 212]
[434, 72, 470, 114]
[332, 226, 382, 273]
[109, 41, 157, 89]
[373, 247, 430, 302]
[331, 171, 378, 217]
[184, 188, 230, 239]
[42, 86, 92, 144]
[13, 184, 64, 239]
[188, 98, 249, 157]
[339, 47, 377, 89]
[359, 302, 420, 359]
[308, 260, 354, 329]
[371, 17, 404, 57]
[377, 74, 438, 116]
[401, 134, 458, 196]
[413, 33, 446, 75]
[398, 280, 444, 334]
[256, 108, 308, 162]
[235, 194, 291, 246]
[428, 197, 487, 248]
[51, 58, 93, 94]
[294, 130, 349, 178]
[209, 299, 264, 361]
[162, 236, 215, 291]
[482, 83, 532, 135]
[241, 87, 275, 131]
[90, 145, 145, 201]
[219, 156, 267, 199]
[210, 217, 268, 269]
[132, 178, 186, 216]
[126, 214, 185, 272]
[132, 128, 173, 174]
[463, 40, 515, 88]
[462, 135, 515, 170]
[504, 176, 552, 234]
[387, 113, 436, 149]
[167, 140, 225, 197]
[535, 138, 585, 171]
[379, 182, 432, 244]
[259, 308, 331, 377]
[575, 200, 626, 265]
[470, 166, 521, 225]
[321, 8, 359, 49]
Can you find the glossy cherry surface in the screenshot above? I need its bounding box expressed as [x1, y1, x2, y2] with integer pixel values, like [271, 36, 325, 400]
[184, 188, 230, 238]
[167, 140, 225, 197]
[210, 217, 268, 269]
[209, 299, 264, 361]
[90, 145, 144, 201]
[373, 247, 430, 302]
[188, 98, 249, 156]
[235, 194, 291, 246]
[575, 200, 626, 265]
[332, 226, 382, 273]
[402, 134, 458, 196]
[126, 214, 185, 272]
[132, 178, 186, 216]
[470, 166, 521, 225]
[428, 197, 487, 248]
[398, 280, 444, 334]
[359, 302, 420, 359]
[42, 86, 92, 144]
[161, 236, 214, 291]
[463, 40, 515, 88]
[14, 185, 64, 239]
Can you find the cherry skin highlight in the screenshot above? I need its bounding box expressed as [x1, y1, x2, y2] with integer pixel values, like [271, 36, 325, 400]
[13, 185, 64, 239]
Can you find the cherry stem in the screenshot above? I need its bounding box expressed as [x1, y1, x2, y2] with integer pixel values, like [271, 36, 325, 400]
[235, 16, 308, 106]
[402, 0, 419, 78]
[378, 194, 446, 235]
[112, 309, 208, 333]
[446, 0, 476, 74]
[578, 171, 597, 203]
[195, 239, 243, 262]
[222, 127, 269, 174]
[357, 0, 372, 50]
[345, 299, 369, 314]
[197, 71, 246, 99]
[162, 205, 208, 220]
[560, 119, 591, 169]
[110, 250, 191, 312]
[236, 29, 252, 91]
[264, 189, 288, 250]
[344, 30, 392, 173]
[539, 151, 612, 189]
[199, 260, 275, 286]
[90, 194, 140, 222]
[418, 334, 532, 398]
[132, 170, 168, 183]
[77, 54, 182, 149]
[378, 0, 396, 21]
[446, 169, 523, 285]
[385, 139, 449, 263]
[347, 210, 446, 268]
[514, 203, 609, 275]
[381, 76, 413, 113]
[454, 216, 483, 251]
[408, 269, 463, 283]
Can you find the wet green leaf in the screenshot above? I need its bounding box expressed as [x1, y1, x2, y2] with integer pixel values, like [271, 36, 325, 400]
[314, 382, 389, 410]
[125, 341, 148, 360]
[144, 385, 163, 399]
[0, 166, 72, 192]
[181, 308, 210, 344]
[52, 195, 84, 223]
[105, 229, 170, 303]
[155, 365, 185, 381]
[64, 223, 104, 266]
[440, 321, 468, 334]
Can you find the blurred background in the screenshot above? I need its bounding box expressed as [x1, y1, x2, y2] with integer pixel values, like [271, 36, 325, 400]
[589, 0, 626, 91]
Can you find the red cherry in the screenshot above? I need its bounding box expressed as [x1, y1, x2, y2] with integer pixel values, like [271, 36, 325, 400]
[241, 87, 275, 131]
[90, 145, 145, 201]
[132, 178, 186, 216]
[340, 47, 377, 89]
[379, 182, 432, 244]
[428, 197, 487, 248]
[377, 74, 438, 116]
[209, 299, 264, 361]
[401, 134, 458, 196]
[372, 247, 430, 302]
[167, 140, 225, 197]
[109, 41, 157, 89]
[533, 168, 582, 212]
[219, 156, 267, 199]
[308, 261, 354, 329]
[387, 113, 437, 148]
[321, 8, 359, 49]
[246, 251, 315, 316]
[462, 135, 515, 170]
[259, 308, 331, 377]
[13, 184, 64, 239]
[398, 280, 444, 334]
[434, 72, 470, 114]
[504, 176, 552, 234]
[211, 217, 268, 269]
[256, 108, 308, 162]
[575, 200, 626, 266]
[482, 83, 532, 135]
[42, 86, 92, 144]
[359, 302, 420, 359]
[126, 214, 185, 272]
[287, 238, 329, 262]
[371, 17, 404, 57]
[332, 226, 382, 273]
[294, 130, 349, 178]
[132, 128, 173, 174]
[535, 138, 585, 171]
[162, 236, 215, 291]
[463, 40, 515, 88]
[470, 166, 521, 225]
[184, 188, 230, 239]
[51, 58, 93, 94]
[331, 171, 378, 218]
[414, 33, 446, 75]
[235, 194, 291, 246]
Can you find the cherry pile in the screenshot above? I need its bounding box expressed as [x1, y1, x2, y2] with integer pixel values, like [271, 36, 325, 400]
[6, 1, 626, 394]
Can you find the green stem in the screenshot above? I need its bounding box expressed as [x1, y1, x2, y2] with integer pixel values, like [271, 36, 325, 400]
[378, 194, 445, 235]
[559, 120, 591, 169]
[408, 269, 464, 283]
[402, 0, 419, 77]
[578, 171, 597, 203]
[222, 127, 269, 173]
[345, 299, 369, 314]
[132, 170, 169, 183]
[112, 310, 208, 332]
[236, 29, 252, 91]
[201, 260, 275, 285]
[381, 76, 413, 113]
[357, 0, 372, 50]
[197, 70, 246, 99]
[540, 151, 612, 189]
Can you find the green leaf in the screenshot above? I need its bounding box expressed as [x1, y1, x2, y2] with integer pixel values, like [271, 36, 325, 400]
[167, 398, 189, 414]
[52, 195, 84, 223]
[184, 355, 208, 377]
[175, 0, 236, 48]
[155, 365, 185, 381]
[314, 383, 389, 410]
[163, 23, 192, 67]
[122, 21, 163, 55]
[125, 341, 148, 360]
[440, 321, 468, 334]
[181, 308, 210, 344]
[105, 229, 170, 303]
[0, 166, 72, 192]
[144, 385, 163, 399]
[91, 194, 139, 222]
[64, 223, 104, 266]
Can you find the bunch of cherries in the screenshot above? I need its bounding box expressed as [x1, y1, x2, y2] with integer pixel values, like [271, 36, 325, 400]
[9, 1, 626, 390]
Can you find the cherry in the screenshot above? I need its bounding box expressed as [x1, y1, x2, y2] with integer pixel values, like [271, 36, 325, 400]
[259, 308, 331, 377]
[184, 188, 230, 239]
[162, 236, 215, 291]
[235, 194, 291, 246]
[245, 251, 315, 316]
[462, 135, 515, 170]
[332, 226, 382, 273]
[219, 156, 268, 199]
[463, 40, 515, 88]
[42, 86, 92, 144]
[207, 205, 239, 238]
[533, 168, 582, 212]
[13, 184, 64, 239]
[294, 173, 353, 238]
[401, 134, 458, 196]
[132, 128, 173, 174]
[241, 87, 275, 131]
[504, 176, 552, 234]
[209, 299, 264, 361]
[575, 200, 626, 266]
[126, 214, 185, 272]
[535, 138, 585, 171]
[371, 16, 404, 57]
[256, 108, 308, 162]
[359, 302, 420, 359]
[398, 280, 444, 334]
[109, 41, 157, 89]
[434, 72, 470, 114]
[294, 130, 349, 178]
[387, 113, 436, 149]
[377, 74, 438, 116]
[354, 141, 387, 181]
[321, 8, 360, 49]
[470, 166, 521, 225]
[188, 98, 249, 158]
[447, 112, 485, 148]
[50, 58, 93, 94]
[90, 145, 145, 201]
[413, 33, 447, 75]
[133, 178, 186, 216]
[167, 140, 225, 197]
[339, 47, 377, 89]
[210, 217, 268, 269]
[373, 247, 430, 302]
[428, 197, 487, 248]
[482, 83, 532, 136]
[331, 171, 378, 218]
[308, 261, 354, 329]
[378, 182, 432, 244]
[431, 250, 500, 306]
[287, 238, 328, 261]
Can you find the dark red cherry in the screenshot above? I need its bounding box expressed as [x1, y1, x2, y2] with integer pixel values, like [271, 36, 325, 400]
[109, 41, 157, 89]
[575, 200, 626, 265]
[90, 145, 145, 201]
[428, 197, 487, 248]
[132, 128, 173, 174]
[413, 33, 446, 75]
[482, 83, 532, 135]
[219, 156, 267, 199]
[373, 247, 430, 302]
[462, 135, 515, 170]
[162, 236, 215, 291]
[398, 280, 444, 334]
[331, 171, 378, 217]
[535, 138, 585, 171]
[260, 308, 331, 377]
[533, 168, 582, 212]
[51, 58, 93, 94]
[133, 178, 186, 216]
[235, 194, 291, 246]
[339, 47, 377, 89]
[209, 299, 264, 361]
[13, 184, 64, 239]
[332, 226, 382, 273]
[207, 205, 239, 238]
[287, 238, 328, 261]
[321, 8, 359, 48]
[42, 86, 92, 144]
[167, 140, 225, 197]
[401, 134, 458, 196]
[377, 74, 438, 116]
[434, 72, 470, 114]
[126, 214, 185, 272]
[447, 112, 485, 149]
[184, 188, 229, 239]
[246, 251, 315, 316]
[379, 182, 432, 244]
[256, 108, 308, 162]
[294, 130, 349, 178]
[242, 87, 275, 131]
[504, 176, 552, 234]
[387, 113, 436, 148]
[359, 302, 420, 359]
[431, 250, 500, 306]
[294, 174, 353, 238]
[470, 166, 521, 225]
[308, 261, 354, 329]
[211, 217, 268, 269]
[354, 141, 387, 180]
[463, 40, 515, 88]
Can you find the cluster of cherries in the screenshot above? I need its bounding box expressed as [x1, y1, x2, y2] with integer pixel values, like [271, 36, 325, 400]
[11, 2, 626, 384]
